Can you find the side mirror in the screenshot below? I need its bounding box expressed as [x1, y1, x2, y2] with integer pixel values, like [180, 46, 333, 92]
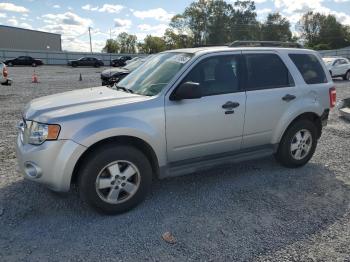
[170, 81, 202, 101]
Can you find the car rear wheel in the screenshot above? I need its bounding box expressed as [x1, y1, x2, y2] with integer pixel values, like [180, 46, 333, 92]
[78, 144, 152, 214]
[8, 62, 13, 67]
[275, 119, 318, 168]
[343, 70, 350, 81]
[32, 62, 37, 67]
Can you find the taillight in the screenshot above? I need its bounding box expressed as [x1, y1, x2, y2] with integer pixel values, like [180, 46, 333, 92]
[329, 87, 336, 108]
[3, 66, 8, 78]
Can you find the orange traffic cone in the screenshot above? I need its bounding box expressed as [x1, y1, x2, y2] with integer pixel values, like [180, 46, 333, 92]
[32, 72, 38, 83]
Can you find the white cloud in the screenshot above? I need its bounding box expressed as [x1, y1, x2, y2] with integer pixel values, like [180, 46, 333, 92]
[257, 8, 272, 16]
[82, 4, 124, 13]
[82, 4, 98, 11]
[98, 4, 123, 13]
[7, 18, 18, 26]
[61, 37, 105, 52]
[133, 8, 174, 22]
[0, 3, 29, 13]
[137, 24, 169, 37]
[334, 0, 350, 2]
[274, 0, 350, 28]
[20, 22, 32, 29]
[0, 13, 7, 18]
[114, 18, 132, 28]
[53, 4, 60, 9]
[42, 12, 92, 27]
[40, 12, 93, 51]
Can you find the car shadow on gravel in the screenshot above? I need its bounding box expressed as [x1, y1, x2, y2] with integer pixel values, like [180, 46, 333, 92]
[0, 157, 349, 261]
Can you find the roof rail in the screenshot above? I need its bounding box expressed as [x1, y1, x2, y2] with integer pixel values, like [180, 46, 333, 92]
[229, 41, 303, 48]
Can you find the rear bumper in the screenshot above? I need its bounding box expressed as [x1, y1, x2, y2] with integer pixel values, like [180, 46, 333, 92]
[15, 136, 86, 192]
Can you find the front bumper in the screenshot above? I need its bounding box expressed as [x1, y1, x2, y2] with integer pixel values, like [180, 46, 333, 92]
[15, 135, 86, 192]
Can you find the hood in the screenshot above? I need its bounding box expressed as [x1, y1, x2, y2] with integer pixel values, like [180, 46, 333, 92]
[24, 86, 149, 122]
[101, 67, 129, 77]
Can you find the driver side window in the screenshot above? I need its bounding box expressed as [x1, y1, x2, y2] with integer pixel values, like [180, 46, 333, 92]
[182, 55, 241, 96]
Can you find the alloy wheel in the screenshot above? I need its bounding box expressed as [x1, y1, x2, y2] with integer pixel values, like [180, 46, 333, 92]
[95, 160, 141, 204]
[290, 129, 313, 160]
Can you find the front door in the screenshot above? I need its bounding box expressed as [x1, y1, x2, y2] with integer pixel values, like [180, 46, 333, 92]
[165, 53, 246, 163]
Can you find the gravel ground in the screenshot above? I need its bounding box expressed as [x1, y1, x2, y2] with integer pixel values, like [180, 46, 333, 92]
[0, 66, 350, 262]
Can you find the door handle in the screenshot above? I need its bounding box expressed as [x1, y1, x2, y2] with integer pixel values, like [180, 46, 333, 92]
[222, 101, 240, 109]
[282, 94, 296, 102]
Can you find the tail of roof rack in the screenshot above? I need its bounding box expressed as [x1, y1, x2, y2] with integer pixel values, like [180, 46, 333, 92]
[229, 41, 303, 48]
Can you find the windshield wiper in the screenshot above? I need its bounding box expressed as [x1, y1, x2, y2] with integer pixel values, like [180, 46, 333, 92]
[115, 85, 134, 93]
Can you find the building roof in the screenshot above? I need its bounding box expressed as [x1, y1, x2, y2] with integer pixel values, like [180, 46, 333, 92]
[0, 25, 61, 36]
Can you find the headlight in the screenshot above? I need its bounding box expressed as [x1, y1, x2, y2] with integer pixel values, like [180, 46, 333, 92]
[21, 121, 60, 145]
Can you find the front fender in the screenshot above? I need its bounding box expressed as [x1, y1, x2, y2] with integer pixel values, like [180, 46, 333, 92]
[69, 116, 167, 167]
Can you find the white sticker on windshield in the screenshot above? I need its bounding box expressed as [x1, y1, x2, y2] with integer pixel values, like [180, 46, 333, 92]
[169, 54, 191, 64]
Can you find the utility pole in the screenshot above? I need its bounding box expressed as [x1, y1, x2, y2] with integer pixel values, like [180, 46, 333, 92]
[88, 27, 92, 53]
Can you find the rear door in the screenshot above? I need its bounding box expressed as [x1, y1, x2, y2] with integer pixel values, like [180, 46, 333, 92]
[165, 53, 246, 162]
[241, 51, 299, 148]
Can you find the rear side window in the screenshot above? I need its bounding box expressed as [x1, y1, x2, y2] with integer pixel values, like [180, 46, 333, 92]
[244, 53, 294, 90]
[289, 54, 327, 84]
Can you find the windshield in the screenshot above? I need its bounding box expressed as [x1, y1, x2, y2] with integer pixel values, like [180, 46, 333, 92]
[117, 52, 193, 96]
[323, 58, 335, 65]
[123, 59, 145, 71]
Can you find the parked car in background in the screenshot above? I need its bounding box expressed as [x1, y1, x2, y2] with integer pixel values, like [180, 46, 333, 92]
[4, 56, 43, 67]
[323, 56, 350, 80]
[16, 45, 334, 214]
[110, 56, 132, 67]
[68, 57, 104, 67]
[101, 56, 149, 86]
[125, 57, 140, 65]
[0, 61, 11, 85]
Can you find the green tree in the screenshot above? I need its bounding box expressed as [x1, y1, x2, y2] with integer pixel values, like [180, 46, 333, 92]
[182, 0, 209, 46]
[117, 32, 138, 53]
[171, 0, 260, 46]
[164, 29, 193, 49]
[206, 0, 233, 44]
[142, 35, 167, 54]
[230, 0, 260, 41]
[102, 32, 137, 53]
[297, 12, 350, 49]
[261, 13, 292, 41]
[102, 39, 120, 53]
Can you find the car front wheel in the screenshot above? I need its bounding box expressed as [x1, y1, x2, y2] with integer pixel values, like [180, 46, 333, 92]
[78, 144, 153, 214]
[32, 62, 37, 67]
[275, 119, 318, 168]
[343, 70, 350, 81]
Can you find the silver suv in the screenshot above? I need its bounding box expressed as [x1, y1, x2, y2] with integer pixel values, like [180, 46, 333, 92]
[16, 47, 335, 214]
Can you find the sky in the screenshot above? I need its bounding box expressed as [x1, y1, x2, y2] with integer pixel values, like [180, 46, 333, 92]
[0, 0, 350, 52]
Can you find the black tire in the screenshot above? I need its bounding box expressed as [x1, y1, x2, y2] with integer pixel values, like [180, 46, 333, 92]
[94, 63, 100, 68]
[8, 62, 13, 67]
[343, 70, 350, 81]
[78, 144, 153, 214]
[72, 63, 77, 68]
[32, 62, 37, 67]
[275, 119, 318, 168]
